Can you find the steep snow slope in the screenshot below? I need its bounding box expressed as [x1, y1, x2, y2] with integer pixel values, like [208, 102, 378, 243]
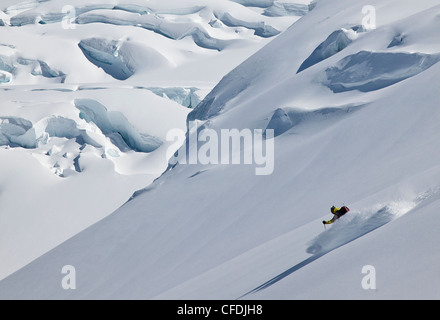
[1, 0, 439, 299]
[0, 0, 305, 280]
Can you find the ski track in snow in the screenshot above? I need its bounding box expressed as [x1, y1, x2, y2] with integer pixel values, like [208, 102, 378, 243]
[0, 0, 304, 281]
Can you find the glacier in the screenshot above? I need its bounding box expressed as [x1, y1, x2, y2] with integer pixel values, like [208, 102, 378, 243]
[0, 0, 439, 302]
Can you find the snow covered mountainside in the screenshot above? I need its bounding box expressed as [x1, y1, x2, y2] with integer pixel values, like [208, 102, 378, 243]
[1, 0, 440, 300]
[0, 0, 306, 280]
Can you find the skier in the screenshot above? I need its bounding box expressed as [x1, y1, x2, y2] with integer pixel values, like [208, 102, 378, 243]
[322, 205, 350, 225]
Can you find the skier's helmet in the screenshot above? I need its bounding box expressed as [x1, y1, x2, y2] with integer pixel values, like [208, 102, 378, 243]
[331, 206, 336, 213]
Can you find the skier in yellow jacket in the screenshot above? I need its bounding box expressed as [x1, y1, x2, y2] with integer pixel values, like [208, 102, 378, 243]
[323, 205, 350, 225]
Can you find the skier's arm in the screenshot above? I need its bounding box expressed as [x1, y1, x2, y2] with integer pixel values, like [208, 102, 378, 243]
[323, 216, 336, 224]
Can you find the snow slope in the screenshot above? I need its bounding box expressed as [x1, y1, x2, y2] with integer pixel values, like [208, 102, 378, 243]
[0, 0, 304, 280]
[1, 0, 440, 299]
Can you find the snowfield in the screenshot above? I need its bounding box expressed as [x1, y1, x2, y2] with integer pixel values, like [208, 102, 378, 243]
[0, 0, 304, 281]
[0, 0, 439, 300]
